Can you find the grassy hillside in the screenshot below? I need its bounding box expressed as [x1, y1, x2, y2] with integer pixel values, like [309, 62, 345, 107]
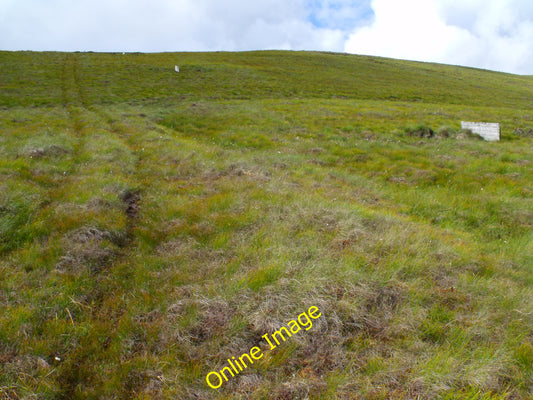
[0, 50, 532, 400]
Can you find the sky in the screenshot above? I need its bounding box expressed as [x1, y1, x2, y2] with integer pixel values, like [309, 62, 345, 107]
[1, 0, 533, 74]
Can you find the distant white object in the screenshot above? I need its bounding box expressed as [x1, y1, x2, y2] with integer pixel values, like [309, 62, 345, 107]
[461, 121, 501, 141]
[175, 65, 180, 73]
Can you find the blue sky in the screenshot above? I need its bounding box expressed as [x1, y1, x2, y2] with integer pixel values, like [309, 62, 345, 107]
[306, 0, 374, 30]
[1, 0, 533, 74]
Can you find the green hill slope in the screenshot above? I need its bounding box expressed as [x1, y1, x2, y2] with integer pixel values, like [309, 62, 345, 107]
[0, 51, 532, 400]
[2, 50, 533, 108]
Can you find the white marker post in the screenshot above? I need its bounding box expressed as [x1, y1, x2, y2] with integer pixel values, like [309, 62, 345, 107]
[175, 65, 180, 73]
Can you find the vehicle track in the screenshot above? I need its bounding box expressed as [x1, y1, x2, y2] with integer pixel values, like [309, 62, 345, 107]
[53, 54, 145, 398]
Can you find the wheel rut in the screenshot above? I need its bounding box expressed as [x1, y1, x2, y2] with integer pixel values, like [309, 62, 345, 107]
[53, 54, 146, 398]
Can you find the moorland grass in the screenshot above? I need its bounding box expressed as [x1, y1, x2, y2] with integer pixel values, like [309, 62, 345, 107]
[0, 50, 532, 399]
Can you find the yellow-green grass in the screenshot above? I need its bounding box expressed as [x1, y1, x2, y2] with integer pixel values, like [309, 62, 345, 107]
[0, 50, 532, 399]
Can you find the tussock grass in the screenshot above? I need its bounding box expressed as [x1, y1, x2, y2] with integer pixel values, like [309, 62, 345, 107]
[0, 50, 532, 399]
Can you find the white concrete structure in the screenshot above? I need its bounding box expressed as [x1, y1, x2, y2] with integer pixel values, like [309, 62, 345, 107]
[461, 121, 501, 141]
[175, 65, 180, 73]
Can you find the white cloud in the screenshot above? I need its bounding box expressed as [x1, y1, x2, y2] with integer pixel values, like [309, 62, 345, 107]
[1, 0, 532, 74]
[0, 0, 345, 53]
[344, 0, 533, 74]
